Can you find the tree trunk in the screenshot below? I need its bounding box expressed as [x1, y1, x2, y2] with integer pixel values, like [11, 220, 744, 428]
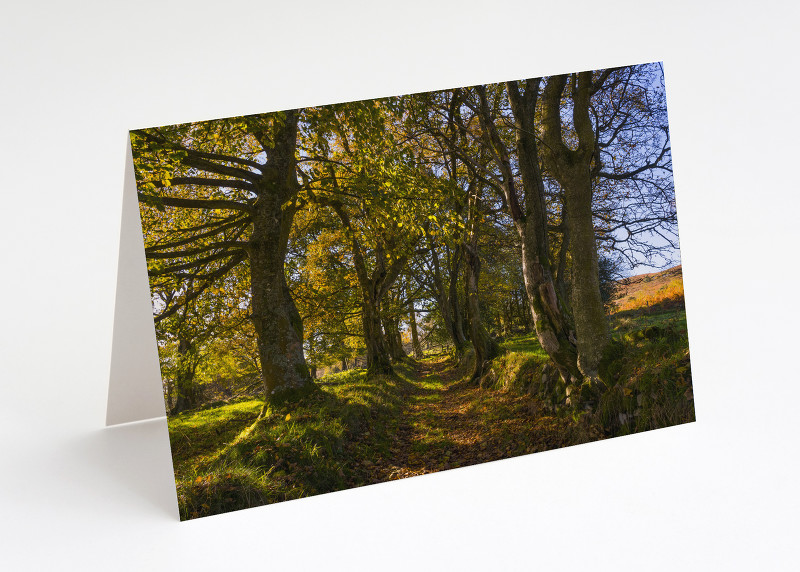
[171, 335, 198, 414]
[248, 110, 312, 397]
[463, 189, 499, 382]
[448, 246, 468, 349]
[541, 73, 609, 383]
[328, 199, 405, 377]
[477, 81, 581, 386]
[563, 172, 607, 381]
[517, 286, 532, 331]
[362, 295, 392, 375]
[409, 306, 424, 359]
[464, 240, 499, 382]
[555, 199, 572, 310]
[517, 224, 580, 383]
[429, 240, 466, 354]
[165, 378, 174, 412]
[502, 301, 512, 336]
[382, 315, 406, 362]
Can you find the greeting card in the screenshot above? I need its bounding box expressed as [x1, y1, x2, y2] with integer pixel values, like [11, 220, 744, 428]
[109, 62, 694, 520]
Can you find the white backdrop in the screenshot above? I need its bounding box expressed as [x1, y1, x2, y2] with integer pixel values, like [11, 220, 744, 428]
[2, 1, 798, 570]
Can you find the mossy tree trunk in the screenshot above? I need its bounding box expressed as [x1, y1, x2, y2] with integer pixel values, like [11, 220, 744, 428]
[554, 197, 572, 310]
[541, 73, 609, 382]
[172, 334, 199, 414]
[448, 246, 469, 349]
[477, 82, 581, 386]
[248, 110, 313, 396]
[362, 298, 392, 375]
[134, 110, 315, 403]
[462, 180, 499, 381]
[170, 286, 201, 414]
[382, 314, 405, 362]
[464, 242, 499, 381]
[428, 92, 470, 356]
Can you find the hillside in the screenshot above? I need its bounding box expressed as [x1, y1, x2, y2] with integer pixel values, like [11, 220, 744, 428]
[610, 265, 685, 314]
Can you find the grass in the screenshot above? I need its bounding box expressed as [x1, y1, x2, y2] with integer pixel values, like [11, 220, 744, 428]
[501, 332, 548, 357]
[168, 399, 263, 476]
[615, 277, 685, 313]
[170, 367, 414, 520]
[463, 334, 605, 454]
[598, 299, 693, 435]
[598, 313, 694, 435]
[168, 350, 606, 519]
[609, 309, 688, 335]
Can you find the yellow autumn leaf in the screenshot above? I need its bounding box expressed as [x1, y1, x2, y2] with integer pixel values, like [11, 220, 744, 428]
[285, 413, 291, 421]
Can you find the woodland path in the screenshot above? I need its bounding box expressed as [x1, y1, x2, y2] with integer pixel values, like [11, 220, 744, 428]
[169, 352, 604, 520]
[372, 356, 580, 481]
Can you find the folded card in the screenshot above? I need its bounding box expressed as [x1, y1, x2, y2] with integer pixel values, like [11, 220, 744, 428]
[109, 62, 694, 520]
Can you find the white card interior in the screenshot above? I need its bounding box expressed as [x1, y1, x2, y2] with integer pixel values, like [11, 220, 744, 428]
[106, 139, 166, 426]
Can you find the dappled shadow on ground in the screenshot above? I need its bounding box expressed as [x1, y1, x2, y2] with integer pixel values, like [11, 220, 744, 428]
[170, 362, 443, 519]
[374, 357, 601, 482]
[169, 355, 603, 519]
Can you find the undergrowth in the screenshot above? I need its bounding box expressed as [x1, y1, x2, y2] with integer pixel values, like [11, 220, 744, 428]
[480, 308, 694, 438]
[597, 309, 695, 435]
[170, 365, 415, 520]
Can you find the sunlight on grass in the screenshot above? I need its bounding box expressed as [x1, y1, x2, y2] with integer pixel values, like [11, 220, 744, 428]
[501, 333, 548, 359]
[169, 367, 408, 520]
[168, 399, 263, 475]
[170, 399, 263, 431]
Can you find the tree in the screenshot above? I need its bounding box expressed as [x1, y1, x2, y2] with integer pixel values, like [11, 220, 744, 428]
[301, 99, 435, 375]
[588, 64, 676, 270]
[288, 205, 364, 376]
[462, 184, 500, 380]
[131, 110, 313, 401]
[539, 65, 674, 383]
[426, 233, 468, 354]
[404, 274, 425, 359]
[157, 291, 203, 414]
